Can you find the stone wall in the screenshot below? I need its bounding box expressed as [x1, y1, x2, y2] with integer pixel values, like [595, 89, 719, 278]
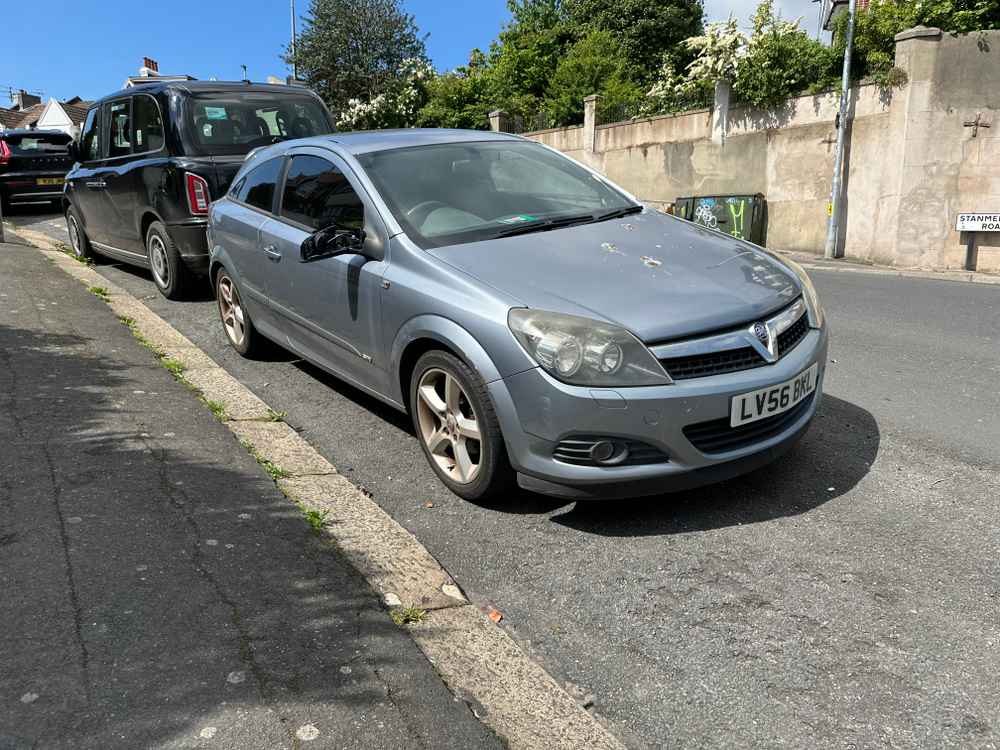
[518, 28, 1000, 272]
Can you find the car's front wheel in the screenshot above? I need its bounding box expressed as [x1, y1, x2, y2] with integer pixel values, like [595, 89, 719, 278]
[215, 267, 262, 357]
[410, 350, 515, 501]
[146, 221, 191, 300]
[65, 206, 94, 261]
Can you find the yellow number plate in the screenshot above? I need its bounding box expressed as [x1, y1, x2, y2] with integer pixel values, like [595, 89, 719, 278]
[36, 177, 64, 186]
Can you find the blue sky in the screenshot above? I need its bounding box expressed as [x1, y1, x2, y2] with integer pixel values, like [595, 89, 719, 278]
[2, 0, 825, 105]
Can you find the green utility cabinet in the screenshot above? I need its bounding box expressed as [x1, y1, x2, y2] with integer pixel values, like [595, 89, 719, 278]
[674, 194, 767, 246]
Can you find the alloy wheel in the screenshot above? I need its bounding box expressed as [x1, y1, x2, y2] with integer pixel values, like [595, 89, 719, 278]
[67, 215, 82, 257]
[416, 368, 482, 484]
[148, 234, 170, 288]
[217, 275, 246, 347]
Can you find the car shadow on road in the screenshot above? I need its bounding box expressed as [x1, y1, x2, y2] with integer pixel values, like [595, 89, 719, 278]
[548, 393, 880, 536]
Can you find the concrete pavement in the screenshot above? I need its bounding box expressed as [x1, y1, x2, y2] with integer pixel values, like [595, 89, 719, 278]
[0, 239, 503, 749]
[6, 209, 1000, 748]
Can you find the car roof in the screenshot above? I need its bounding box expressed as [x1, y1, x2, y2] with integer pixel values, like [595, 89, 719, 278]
[312, 128, 524, 155]
[91, 80, 323, 107]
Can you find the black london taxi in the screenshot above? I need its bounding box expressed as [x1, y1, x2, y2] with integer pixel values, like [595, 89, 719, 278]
[63, 80, 335, 298]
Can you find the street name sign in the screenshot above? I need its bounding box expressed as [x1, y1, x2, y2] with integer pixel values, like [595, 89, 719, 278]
[956, 213, 1000, 232]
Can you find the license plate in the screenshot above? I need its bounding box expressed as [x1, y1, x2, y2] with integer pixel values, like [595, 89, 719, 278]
[730, 363, 818, 427]
[36, 177, 63, 186]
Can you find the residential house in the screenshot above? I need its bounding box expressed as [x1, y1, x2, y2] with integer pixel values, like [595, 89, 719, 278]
[0, 90, 90, 135]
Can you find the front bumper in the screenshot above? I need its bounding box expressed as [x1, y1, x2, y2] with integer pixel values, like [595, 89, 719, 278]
[490, 326, 829, 499]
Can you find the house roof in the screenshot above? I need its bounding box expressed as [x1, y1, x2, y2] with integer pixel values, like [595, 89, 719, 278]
[60, 102, 91, 127]
[0, 107, 24, 129]
[14, 103, 46, 129]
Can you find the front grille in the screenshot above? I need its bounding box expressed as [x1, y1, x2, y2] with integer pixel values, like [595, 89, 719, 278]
[553, 436, 669, 467]
[683, 392, 816, 455]
[660, 347, 767, 381]
[777, 314, 809, 356]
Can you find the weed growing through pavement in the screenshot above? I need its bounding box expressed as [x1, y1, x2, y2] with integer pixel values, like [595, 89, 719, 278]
[239, 438, 292, 480]
[302, 508, 329, 534]
[203, 399, 227, 421]
[266, 408, 287, 422]
[58, 242, 93, 266]
[161, 358, 186, 378]
[88, 285, 110, 302]
[390, 606, 427, 626]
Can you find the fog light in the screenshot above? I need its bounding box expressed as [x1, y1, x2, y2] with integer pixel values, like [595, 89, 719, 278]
[590, 440, 629, 465]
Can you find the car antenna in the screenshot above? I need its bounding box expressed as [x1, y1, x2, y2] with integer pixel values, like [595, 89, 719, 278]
[241, 64, 249, 83]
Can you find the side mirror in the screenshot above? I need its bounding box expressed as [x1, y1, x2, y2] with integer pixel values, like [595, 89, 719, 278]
[300, 225, 366, 262]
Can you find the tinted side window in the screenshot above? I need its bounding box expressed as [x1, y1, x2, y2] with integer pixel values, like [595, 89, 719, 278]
[237, 158, 283, 213]
[106, 99, 132, 158]
[280, 155, 364, 231]
[132, 95, 164, 153]
[80, 108, 102, 161]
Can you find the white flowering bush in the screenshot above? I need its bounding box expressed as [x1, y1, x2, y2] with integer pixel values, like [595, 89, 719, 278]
[337, 58, 436, 130]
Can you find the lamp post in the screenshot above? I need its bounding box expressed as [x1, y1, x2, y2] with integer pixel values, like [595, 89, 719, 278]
[824, 0, 857, 259]
[290, 0, 298, 81]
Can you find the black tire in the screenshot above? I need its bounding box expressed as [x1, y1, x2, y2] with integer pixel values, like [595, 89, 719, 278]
[65, 206, 94, 261]
[215, 267, 262, 357]
[409, 350, 515, 502]
[146, 220, 192, 300]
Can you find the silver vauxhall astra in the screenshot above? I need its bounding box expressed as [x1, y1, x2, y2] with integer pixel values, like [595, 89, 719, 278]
[207, 129, 828, 501]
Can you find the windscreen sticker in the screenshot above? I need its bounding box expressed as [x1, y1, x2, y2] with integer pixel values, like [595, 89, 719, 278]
[497, 214, 537, 225]
[204, 107, 228, 120]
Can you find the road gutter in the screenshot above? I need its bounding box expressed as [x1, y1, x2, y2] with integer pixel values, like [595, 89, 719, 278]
[11, 225, 627, 750]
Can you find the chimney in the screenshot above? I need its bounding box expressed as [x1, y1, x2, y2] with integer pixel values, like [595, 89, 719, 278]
[139, 57, 160, 78]
[13, 89, 41, 110]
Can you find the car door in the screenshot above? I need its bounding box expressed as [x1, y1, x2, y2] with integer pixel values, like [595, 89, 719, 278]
[100, 97, 141, 252]
[260, 148, 388, 385]
[216, 155, 286, 326]
[68, 106, 111, 245]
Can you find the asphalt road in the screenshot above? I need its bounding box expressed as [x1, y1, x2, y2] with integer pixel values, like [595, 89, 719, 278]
[10, 208, 1000, 748]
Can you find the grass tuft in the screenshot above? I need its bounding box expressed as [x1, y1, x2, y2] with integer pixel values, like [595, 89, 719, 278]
[239, 438, 291, 480]
[88, 286, 110, 302]
[266, 408, 287, 423]
[390, 606, 427, 627]
[302, 508, 329, 535]
[203, 399, 227, 421]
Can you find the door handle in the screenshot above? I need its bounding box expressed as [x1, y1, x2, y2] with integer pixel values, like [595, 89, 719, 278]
[262, 244, 282, 260]
[85, 181, 106, 189]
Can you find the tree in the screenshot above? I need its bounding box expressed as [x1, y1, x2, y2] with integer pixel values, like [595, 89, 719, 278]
[564, 0, 705, 82]
[734, 0, 835, 107]
[416, 51, 493, 129]
[337, 58, 436, 130]
[832, 0, 1000, 87]
[286, 0, 428, 116]
[543, 30, 642, 125]
[480, 0, 577, 117]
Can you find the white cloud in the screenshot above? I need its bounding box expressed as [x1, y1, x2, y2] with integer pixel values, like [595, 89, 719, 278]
[705, 0, 830, 39]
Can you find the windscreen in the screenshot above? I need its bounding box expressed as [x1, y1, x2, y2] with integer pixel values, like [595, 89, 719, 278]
[3, 132, 72, 155]
[183, 92, 333, 156]
[355, 140, 636, 249]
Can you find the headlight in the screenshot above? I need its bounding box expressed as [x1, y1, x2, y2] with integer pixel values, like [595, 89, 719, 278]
[780, 257, 824, 328]
[508, 309, 671, 387]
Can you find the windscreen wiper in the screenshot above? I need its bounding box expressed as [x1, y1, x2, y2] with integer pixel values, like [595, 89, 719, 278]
[494, 213, 597, 238]
[593, 205, 644, 222]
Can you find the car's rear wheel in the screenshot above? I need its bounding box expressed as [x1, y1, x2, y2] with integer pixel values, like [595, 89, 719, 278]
[65, 206, 94, 261]
[146, 221, 191, 300]
[215, 267, 262, 357]
[410, 350, 515, 501]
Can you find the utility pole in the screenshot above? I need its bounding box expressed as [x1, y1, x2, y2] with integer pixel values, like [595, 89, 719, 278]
[824, 0, 857, 259]
[290, 0, 298, 81]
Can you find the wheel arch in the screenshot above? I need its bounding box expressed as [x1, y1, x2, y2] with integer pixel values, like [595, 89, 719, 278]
[393, 316, 503, 414]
